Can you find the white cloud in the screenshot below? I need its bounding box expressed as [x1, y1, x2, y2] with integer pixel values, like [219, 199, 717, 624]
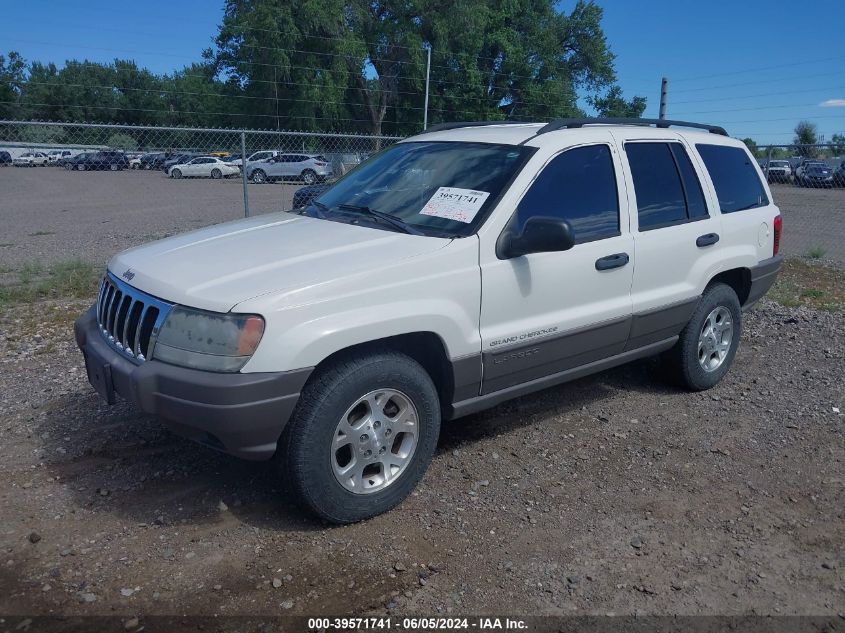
[819, 99, 845, 107]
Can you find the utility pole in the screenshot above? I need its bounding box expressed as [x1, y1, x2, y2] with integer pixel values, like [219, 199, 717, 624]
[659, 77, 668, 120]
[423, 45, 431, 130]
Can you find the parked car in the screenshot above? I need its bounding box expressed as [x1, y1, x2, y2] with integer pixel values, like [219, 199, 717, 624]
[162, 153, 202, 172]
[238, 150, 279, 170]
[75, 118, 783, 523]
[67, 151, 129, 171]
[47, 150, 74, 164]
[138, 152, 170, 170]
[13, 152, 49, 167]
[248, 154, 333, 185]
[764, 160, 792, 183]
[833, 160, 845, 187]
[167, 156, 241, 179]
[223, 152, 243, 165]
[292, 184, 331, 209]
[0, 151, 11, 166]
[795, 161, 834, 187]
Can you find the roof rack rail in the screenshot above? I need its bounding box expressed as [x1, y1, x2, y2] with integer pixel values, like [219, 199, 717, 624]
[536, 117, 728, 136]
[423, 121, 528, 133]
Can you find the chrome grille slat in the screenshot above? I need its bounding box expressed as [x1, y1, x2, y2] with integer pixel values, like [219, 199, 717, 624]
[134, 304, 150, 356]
[94, 273, 173, 364]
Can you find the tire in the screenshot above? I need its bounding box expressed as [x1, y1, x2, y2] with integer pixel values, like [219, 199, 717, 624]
[211, 168, 222, 179]
[109, 164, 118, 171]
[661, 283, 741, 391]
[282, 350, 441, 524]
[171, 168, 182, 179]
[64, 163, 72, 171]
[301, 169, 317, 185]
[251, 169, 266, 184]
[77, 164, 86, 171]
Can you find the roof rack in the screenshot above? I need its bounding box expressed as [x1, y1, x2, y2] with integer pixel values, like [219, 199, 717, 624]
[423, 121, 529, 133]
[536, 117, 728, 136]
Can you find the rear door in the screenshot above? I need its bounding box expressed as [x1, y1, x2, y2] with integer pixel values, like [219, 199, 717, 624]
[615, 133, 722, 349]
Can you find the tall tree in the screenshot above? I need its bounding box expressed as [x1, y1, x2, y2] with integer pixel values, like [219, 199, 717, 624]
[793, 120, 818, 157]
[0, 51, 26, 119]
[741, 137, 759, 157]
[588, 85, 646, 118]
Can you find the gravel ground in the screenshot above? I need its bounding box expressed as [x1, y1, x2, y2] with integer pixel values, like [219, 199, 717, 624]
[0, 297, 842, 620]
[0, 168, 843, 272]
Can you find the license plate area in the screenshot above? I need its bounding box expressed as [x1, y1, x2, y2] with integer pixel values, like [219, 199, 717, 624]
[84, 350, 115, 405]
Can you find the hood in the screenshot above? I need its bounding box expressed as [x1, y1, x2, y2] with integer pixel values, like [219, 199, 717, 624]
[108, 212, 451, 312]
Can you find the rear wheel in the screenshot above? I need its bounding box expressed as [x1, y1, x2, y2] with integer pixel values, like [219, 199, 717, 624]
[301, 169, 317, 185]
[109, 164, 118, 171]
[64, 163, 72, 171]
[661, 283, 741, 391]
[171, 168, 182, 179]
[251, 169, 266, 184]
[211, 168, 222, 179]
[282, 350, 440, 523]
[77, 164, 86, 171]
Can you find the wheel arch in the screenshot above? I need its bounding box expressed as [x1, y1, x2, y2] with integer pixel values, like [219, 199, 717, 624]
[307, 331, 460, 415]
[706, 267, 751, 306]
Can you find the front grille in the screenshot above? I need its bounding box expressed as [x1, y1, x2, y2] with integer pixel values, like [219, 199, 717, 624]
[95, 273, 172, 363]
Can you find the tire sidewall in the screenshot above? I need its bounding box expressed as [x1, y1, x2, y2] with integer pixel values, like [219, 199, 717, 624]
[678, 284, 742, 390]
[285, 353, 440, 523]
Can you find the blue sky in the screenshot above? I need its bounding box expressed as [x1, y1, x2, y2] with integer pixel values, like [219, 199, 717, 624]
[1, 0, 843, 144]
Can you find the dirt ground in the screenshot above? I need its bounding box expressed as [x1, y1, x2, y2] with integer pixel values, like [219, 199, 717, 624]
[0, 269, 843, 622]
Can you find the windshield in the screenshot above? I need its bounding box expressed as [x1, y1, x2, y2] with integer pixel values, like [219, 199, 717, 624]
[314, 141, 532, 236]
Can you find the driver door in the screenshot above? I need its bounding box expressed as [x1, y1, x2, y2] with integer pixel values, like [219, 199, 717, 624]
[478, 137, 634, 394]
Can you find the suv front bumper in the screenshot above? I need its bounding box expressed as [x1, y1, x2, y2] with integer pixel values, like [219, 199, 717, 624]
[74, 306, 311, 460]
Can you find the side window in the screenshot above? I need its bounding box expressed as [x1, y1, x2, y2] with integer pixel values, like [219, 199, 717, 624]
[626, 142, 697, 231]
[696, 144, 769, 213]
[670, 145, 709, 220]
[515, 144, 619, 244]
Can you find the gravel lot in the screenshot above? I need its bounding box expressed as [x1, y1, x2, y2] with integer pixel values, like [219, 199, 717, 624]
[0, 168, 843, 272]
[0, 295, 842, 620]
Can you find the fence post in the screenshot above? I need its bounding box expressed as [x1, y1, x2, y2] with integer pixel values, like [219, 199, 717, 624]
[240, 131, 250, 218]
[766, 146, 772, 169]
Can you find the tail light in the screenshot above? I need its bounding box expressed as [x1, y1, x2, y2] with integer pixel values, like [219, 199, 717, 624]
[773, 214, 782, 256]
[314, 161, 327, 167]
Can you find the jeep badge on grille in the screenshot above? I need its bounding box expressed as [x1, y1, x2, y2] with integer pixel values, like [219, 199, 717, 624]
[122, 269, 135, 281]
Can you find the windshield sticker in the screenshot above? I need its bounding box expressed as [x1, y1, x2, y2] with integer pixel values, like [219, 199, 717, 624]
[419, 187, 491, 224]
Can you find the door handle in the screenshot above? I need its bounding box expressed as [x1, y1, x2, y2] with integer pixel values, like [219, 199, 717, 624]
[696, 233, 720, 247]
[595, 252, 630, 271]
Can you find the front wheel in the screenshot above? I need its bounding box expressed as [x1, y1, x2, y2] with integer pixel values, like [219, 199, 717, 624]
[171, 168, 182, 179]
[282, 350, 441, 523]
[64, 163, 72, 171]
[251, 169, 266, 184]
[301, 169, 317, 185]
[661, 283, 741, 391]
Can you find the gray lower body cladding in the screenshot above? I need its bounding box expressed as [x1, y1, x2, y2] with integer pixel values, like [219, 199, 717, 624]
[74, 307, 311, 460]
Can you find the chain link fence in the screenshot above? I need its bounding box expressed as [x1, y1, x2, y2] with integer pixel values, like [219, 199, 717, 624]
[0, 121, 842, 272]
[757, 144, 844, 265]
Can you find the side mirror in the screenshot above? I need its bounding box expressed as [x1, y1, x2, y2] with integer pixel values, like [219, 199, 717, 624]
[498, 216, 575, 259]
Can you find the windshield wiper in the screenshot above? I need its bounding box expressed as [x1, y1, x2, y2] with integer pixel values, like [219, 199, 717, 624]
[297, 200, 329, 218]
[336, 204, 424, 236]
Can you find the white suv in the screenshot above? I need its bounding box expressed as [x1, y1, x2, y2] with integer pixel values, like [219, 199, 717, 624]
[75, 118, 783, 523]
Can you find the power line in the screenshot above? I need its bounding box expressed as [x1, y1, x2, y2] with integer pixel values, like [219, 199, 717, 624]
[672, 85, 844, 106]
[669, 54, 845, 83]
[669, 71, 842, 95]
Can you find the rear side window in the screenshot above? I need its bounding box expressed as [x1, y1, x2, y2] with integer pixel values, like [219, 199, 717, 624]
[626, 142, 708, 230]
[516, 144, 619, 244]
[696, 144, 768, 212]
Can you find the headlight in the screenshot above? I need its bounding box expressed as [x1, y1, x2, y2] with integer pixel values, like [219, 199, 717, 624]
[153, 306, 265, 372]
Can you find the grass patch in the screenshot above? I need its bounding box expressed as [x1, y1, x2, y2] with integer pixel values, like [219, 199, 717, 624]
[768, 257, 845, 311]
[28, 230, 56, 237]
[0, 258, 99, 306]
[804, 246, 826, 259]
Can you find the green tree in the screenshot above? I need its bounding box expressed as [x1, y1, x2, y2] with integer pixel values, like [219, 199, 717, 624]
[20, 124, 66, 144]
[106, 132, 138, 150]
[793, 120, 818, 157]
[0, 51, 26, 119]
[213, 0, 635, 135]
[830, 133, 845, 156]
[588, 85, 646, 118]
[741, 137, 759, 158]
